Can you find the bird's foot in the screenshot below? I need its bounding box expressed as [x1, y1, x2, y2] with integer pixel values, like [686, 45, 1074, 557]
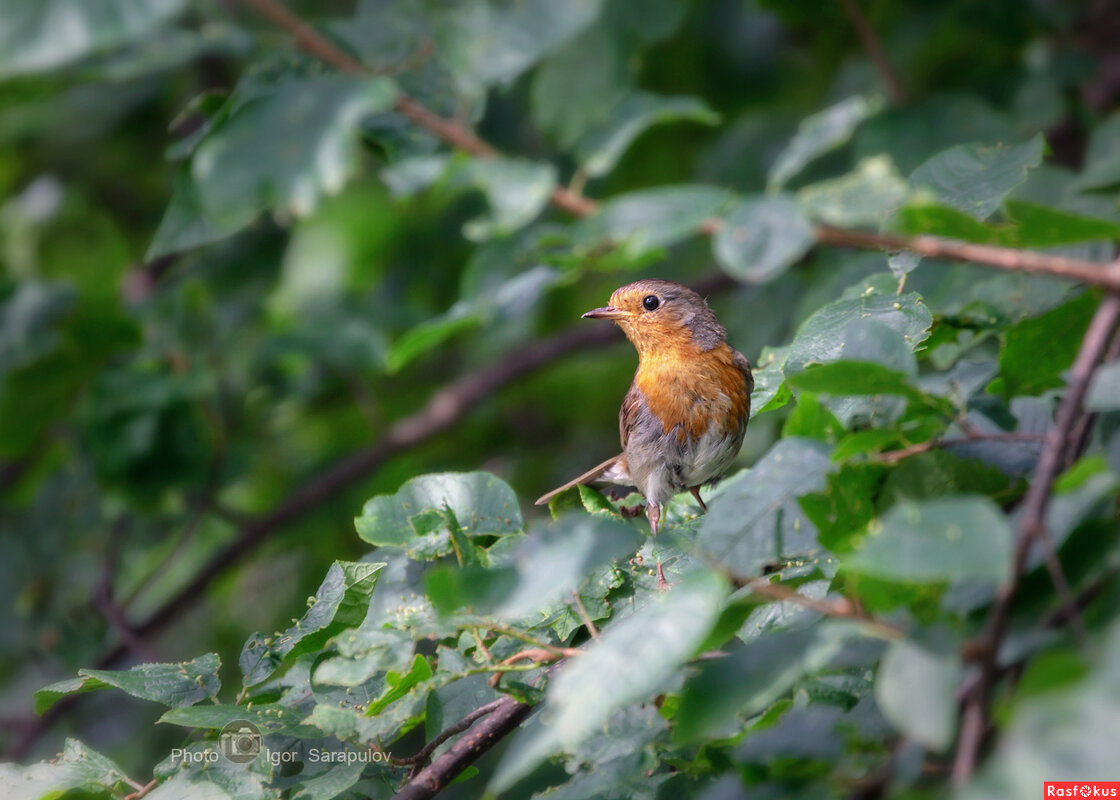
[656, 561, 669, 591]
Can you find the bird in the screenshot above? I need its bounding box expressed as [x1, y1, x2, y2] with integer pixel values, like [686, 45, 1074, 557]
[536, 279, 753, 583]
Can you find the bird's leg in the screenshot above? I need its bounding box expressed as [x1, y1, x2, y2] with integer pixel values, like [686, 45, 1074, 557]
[689, 485, 708, 513]
[646, 503, 669, 590]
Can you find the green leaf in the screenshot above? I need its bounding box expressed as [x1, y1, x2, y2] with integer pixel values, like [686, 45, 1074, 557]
[898, 199, 1120, 248]
[575, 92, 719, 178]
[697, 438, 835, 577]
[239, 562, 383, 686]
[781, 394, 845, 442]
[0, 0, 186, 79]
[424, 564, 518, 614]
[713, 194, 815, 283]
[189, 75, 397, 237]
[798, 464, 885, 552]
[0, 739, 134, 798]
[530, 25, 628, 148]
[909, 136, 1044, 220]
[749, 346, 792, 417]
[35, 653, 221, 715]
[768, 95, 884, 189]
[355, 472, 522, 552]
[786, 361, 924, 400]
[438, 0, 604, 89]
[459, 159, 558, 240]
[845, 496, 1012, 584]
[797, 156, 909, 227]
[1085, 359, 1120, 411]
[572, 186, 730, 258]
[147, 164, 229, 258]
[386, 266, 561, 373]
[998, 291, 1098, 397]
[1072, 112, 1120, 192]
[1003, 200, 1120, 246]
[496, 515, 643, 620]
[876, 639, 962, 751]
[489, 570, 727, 791]
[675, 622, 856, 742]
[879, 450, 1009, 506]
[291, 760, 366, 800]
[785, 290, 932, 374]
[160, 703, 314, 736]
[366, 654, 433, 716]
[831, 429, 906, 461]
[304, 697, 426, 747]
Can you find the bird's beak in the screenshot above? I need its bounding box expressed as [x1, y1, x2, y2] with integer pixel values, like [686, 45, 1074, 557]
[582, 306, 630, 320]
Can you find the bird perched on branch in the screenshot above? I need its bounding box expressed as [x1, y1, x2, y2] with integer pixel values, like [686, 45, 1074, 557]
[536, 279, 753, 582]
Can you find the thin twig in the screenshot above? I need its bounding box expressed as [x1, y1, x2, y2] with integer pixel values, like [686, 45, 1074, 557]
[730, 573, 903, 639]
[393, 698, 505, 775]
[871, 431, 1047, 464]
[124, 779, 157, 800]
[571, 591, 600, 639]
[838, 0, 907, 105]
[485, 648, 578, 687]
[472, 627, 494, 663]
[952, 293, 1120, 785]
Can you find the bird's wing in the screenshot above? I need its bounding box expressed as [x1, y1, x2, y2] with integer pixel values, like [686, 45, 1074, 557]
[733, 348, 754, 413]
[534, 454, 631, 506]
[619, 382, 644, 451]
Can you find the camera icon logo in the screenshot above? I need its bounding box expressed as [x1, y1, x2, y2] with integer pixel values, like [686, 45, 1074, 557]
[219, 720, 261, 763]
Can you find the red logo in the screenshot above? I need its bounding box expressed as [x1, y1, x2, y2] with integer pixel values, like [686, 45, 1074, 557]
[1045, 783, 1120, 798]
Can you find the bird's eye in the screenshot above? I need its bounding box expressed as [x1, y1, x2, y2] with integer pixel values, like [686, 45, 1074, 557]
[642, 295, 660, 311]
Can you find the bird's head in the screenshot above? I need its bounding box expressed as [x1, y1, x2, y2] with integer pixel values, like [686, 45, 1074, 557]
[582, 279, 727, 356]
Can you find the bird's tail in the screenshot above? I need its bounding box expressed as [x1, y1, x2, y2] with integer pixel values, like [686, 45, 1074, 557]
[534, 454, 631, 506]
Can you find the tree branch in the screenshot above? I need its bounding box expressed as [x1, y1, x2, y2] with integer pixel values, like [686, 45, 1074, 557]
[815, 226, 1120, 291]
[390, 695, 535, 800]
[392, 698, 506, 776]
[242, 0, 1120, 294]
[245, 0, 1120, 293]
[726, 571, 903, 640]
[952, 292, 1120, 785]
[870, 431, 1046, 465]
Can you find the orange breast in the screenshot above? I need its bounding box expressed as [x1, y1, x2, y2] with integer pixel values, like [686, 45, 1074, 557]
[635, 342, 749, 443]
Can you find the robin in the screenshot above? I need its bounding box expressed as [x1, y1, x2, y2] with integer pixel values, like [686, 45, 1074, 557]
[536, 279, 753, 582]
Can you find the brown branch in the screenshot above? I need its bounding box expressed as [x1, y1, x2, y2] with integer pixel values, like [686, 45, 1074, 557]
[1062, 324, 1120, 470]
[571, 591, 600, 639]
[242, 0, 1120, 295]
[123, 779, 157, 800]
[871, 431, 1047, 465]
[838, 0, 907, 105]
[816, 226, 1120, 291]
[730, 573, 903, 639]
[243, 0, 598, 219]
[391, 695, 535, 800]
[952, 292, 1120, 785]
[124, 322, 622, 645]
[392, 698, 505, 776]
[242, 0, 365, 74]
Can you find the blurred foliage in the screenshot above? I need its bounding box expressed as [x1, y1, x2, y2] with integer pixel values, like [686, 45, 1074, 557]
[1, 0, 1120, 798]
